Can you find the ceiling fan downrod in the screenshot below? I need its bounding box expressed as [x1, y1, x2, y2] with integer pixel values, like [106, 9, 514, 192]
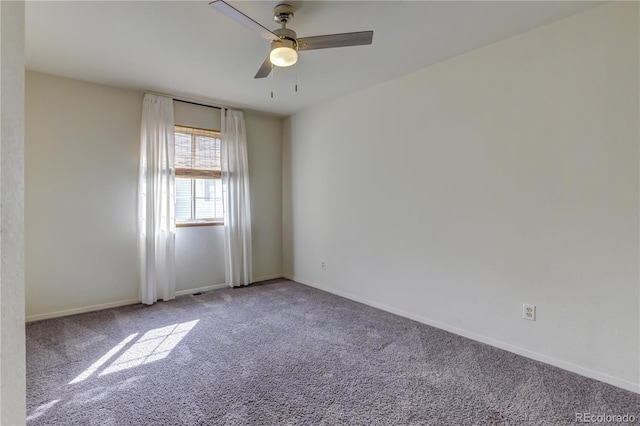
[271, 3, 299, 57]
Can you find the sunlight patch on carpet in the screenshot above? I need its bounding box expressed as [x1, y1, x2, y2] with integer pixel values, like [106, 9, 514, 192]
[69, 334, 139, 384]
[27, 399, 60, 421]
[99, 320, 199, 376]
[68, 320, 199, 384]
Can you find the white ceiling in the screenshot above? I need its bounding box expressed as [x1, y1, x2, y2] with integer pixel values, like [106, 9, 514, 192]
[26, 1, 602, 116]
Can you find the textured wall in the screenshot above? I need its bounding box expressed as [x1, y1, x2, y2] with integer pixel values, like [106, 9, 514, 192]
[283, 3, 639, 392]
[25, 72, 142, 319]
[25, 72, 283, 319]
[173, 104, 283, 293]
[0, 1, 26, 423]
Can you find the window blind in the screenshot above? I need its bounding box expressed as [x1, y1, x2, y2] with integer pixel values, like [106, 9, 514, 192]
[174, 125, 221, 179]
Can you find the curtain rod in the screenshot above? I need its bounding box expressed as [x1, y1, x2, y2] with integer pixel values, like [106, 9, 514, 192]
[144, 91, 231, 111]
[174, 99, 221, 110]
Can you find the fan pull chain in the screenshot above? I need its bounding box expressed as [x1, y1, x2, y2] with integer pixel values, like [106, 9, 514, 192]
[295, 62, 298, 93]
[270, 64, 274, 99]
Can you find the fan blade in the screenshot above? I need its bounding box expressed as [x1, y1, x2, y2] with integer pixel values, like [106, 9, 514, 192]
[209, 0, 280, 42]
[254, 54, 272, 79]
[297, 31, 373, 51]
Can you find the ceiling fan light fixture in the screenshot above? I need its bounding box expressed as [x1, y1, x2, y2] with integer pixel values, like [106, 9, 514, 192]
[270, 39, 298, 67]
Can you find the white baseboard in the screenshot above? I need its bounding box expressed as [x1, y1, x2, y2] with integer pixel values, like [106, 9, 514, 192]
[252, 274, 284, 283]
[176, 275, 284, 296]
[285, 274, 640, 395]
[175, 283, 227, 296]
[177, 274, 285, 296]
[26, 299, 140, 323]
[27, 277, 286, 322]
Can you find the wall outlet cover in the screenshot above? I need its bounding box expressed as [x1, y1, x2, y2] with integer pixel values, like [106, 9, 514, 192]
[523, 304, 536, 321]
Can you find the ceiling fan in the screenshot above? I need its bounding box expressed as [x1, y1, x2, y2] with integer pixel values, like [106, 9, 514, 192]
[209, 0, 374, 79]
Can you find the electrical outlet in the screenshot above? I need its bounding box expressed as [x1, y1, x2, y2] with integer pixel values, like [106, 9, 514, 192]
[522, 304, 536, 321]
[321, 260, 326, 270]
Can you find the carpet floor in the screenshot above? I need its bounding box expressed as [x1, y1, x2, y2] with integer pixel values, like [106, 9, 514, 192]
[27, 279, 639, 425]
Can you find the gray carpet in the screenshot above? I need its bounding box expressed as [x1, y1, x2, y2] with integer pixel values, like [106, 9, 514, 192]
[27, 279, 639, 425]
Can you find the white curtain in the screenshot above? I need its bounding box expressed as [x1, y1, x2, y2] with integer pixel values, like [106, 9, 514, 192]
[138, 94, 176, 304]
[221, 108, 253, 287]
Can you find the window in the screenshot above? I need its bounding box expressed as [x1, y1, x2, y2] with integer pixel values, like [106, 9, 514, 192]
[174, 125, 223, 225]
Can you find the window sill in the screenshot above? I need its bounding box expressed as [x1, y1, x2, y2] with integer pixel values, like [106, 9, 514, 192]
[176, 221, 224, 228]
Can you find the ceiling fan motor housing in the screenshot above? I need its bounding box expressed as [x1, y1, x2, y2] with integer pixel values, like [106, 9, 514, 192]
[273, 27, 297, 45]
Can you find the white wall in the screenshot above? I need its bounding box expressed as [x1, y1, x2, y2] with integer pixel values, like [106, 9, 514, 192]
[173, 104, 284, 293]
[25, 71, 283, 320]
[283, 2, 639, 392]
[173, 100, 226, 293]
[25, 72, 142, 319]
[0, 1, 26, 423]
[245, 110, 283, 282]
